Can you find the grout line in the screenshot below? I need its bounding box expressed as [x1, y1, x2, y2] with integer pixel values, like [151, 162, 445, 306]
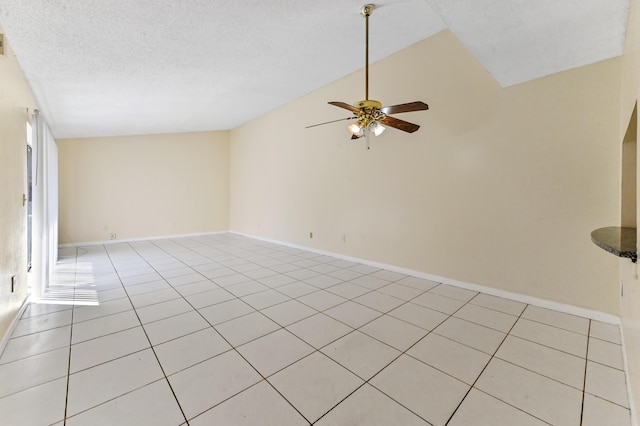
[580, 320, 592, 426]
[62, 246, 79, 425]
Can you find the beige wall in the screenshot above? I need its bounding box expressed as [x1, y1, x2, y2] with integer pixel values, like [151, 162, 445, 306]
[0, 31, 38, 339]
[57, 131, 230, 244]
[620, 0, 640, 420]
[230, 30, 622, 314]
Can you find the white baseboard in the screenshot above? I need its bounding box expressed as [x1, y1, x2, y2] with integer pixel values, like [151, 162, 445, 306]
[231, 231, 620, 324]
[59, 230, 228, 248]
[0, 295, 29, 357]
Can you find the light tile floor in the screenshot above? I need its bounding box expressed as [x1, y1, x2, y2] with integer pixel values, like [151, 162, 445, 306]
[0, 233, 632, 425]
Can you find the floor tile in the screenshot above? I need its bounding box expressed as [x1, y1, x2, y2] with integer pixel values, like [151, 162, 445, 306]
[297, 290, 346, 311]
[448, 388, 547, 426]
[371, 354, 469, 426]
[286, 313, 353, 349]
[585, 360, 629, 407]
[353, 291, 405, 313]
[70, 326, 150, 373]
[277, 281, 318, 298]
[168, 350, 261, 420]
[510, 318, 587, 357]
[124, 279, 171, 296]
[241, 289, 290, 310]
[242, 267, 278, 280]
[65, 379, 186, 426]
[143, 310, 210, 345]
[1, 325, 71, 363]
[408, 333, 491, 385]
[522, 305, 589, 335]
[73, 297, 133, 323]
[326, 282, 370, 299]
[316, 383, 428, 426]
[268, 351, 363, 423]
[129, 287, 181, 308]
[395, 276, 439, 291]
[434, 317, 506, 355]
[225, 280, 270, 297]
[350, 275, 391, 290]
[590, 321, 622, 344]
[328, 268, 364, 281]
[588, 337, 624, 370]
[213, 273, 252, 287]
[71, 310, 140, 344]
[454, 303, 518, 332]
[257, 274, 298, 287]
[495, 335, 585, 389]
[168, 273, 209, 287]
[429, 284, 478, 302]
[11, 309, 73, 337]
[411, 292, 465, 315]
[154, 328, 231, 375]
[469, 293, 526, 316]
[0, 377, 67, 426]
[324, 301, 382, 328]
[303, 274, 343, 289]
[215, 312, 280, 346]
[190, 381, 308, 426]
[160, 268, 199, 281]
[237, 329, 314, 377]
[173, 280, 219, 297]
[135, 298, 194, 324]
[198, 299, 255, 325]
[475, 358, 583, 425]
[581, 393, 632, 426]
[321, 330, 401, 380]
[377, 282, 424, 301]
[22, 303, 72, 319]
[285, 268, 321, 281]
[0, 347, 69, 398]
[184, 287, 235, 309]
[388, 302, 448, 330]
[348, 264, 380, 274]
[360, 315, 428, 351]
[370, 269, 407, 282]
[261, 300, 316, 326]
[66, 348, 164, 417]
[96, 286, 128, 302]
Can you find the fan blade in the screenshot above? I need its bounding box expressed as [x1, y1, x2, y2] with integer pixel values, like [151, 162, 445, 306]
[351, 133, 362, 140]
[306, 116, 357, 129]
[380, 116, 420, 133]
[381, 101, 429, 115]
[328, 101, 361, 114]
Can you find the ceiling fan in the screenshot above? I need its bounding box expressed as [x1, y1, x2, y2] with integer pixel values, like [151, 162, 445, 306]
[307, 4, 429, 149]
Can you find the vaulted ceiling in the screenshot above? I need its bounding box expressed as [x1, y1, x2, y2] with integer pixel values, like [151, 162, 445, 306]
[0, 0, 629, 138]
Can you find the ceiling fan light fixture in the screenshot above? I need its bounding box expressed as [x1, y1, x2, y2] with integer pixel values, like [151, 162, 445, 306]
[348, 122, 363, 136]
[371, 122, 385, 136]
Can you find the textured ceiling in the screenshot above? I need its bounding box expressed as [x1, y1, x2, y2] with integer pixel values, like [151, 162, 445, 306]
[0, 0, 629, 138]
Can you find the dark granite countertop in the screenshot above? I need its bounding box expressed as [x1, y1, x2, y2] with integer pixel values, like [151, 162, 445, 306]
[591, 226, 637, 262]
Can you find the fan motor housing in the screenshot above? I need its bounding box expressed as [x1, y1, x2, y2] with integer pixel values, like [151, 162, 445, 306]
[354, 99, 382, 109]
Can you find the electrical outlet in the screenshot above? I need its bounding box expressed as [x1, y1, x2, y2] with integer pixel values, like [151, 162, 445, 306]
[309, 232, 313, 239]
[109, 233, 117, 240]
[341, 234, 346, 243]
